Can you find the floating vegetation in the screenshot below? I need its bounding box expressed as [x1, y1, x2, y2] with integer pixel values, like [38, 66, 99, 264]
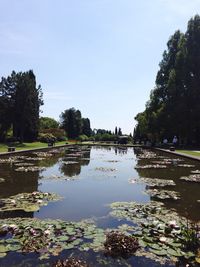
[15, 166, 46, 172]
[138, 178, 176, 187]
[63, 161, 79, 165]
[138, 151, 157, 159]
[53, 258, 90, 267]
[24, 157, 45, 161]
[151, 160, 171, 165]
[104, 231, 139, 257]
[0, 178, 5, 183]
[0, 192, 61, 212]
[180, 174, 200, 183]
[0, 158, 21, 164]
[191, 170, 200, 174]
[177, 164, 195, 168]
[128, 178, 136, 184]
[95, 167, 117, 172]
[145, 189, 180, 200]
[33, 152, 53, 157]
[0, 218, 106, 259]
[109, 201, 200, 264]
[135, 164, 167, 169]
[14, 162, 35, 167]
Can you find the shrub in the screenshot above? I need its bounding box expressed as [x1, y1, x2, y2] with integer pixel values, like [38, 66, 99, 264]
[40, 128, 66, 141]
[77, 135, 89, 142]
[38, 133, 56, 143]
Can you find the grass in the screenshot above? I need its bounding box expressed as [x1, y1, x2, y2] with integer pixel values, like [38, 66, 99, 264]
[0, 140, 76, 153]
[176, 150, 200, 157]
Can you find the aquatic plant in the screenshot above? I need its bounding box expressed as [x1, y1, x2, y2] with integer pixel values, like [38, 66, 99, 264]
[52, 258, 90, 267]
[104, 231, 139, 257]
[0, 191, 61, 212]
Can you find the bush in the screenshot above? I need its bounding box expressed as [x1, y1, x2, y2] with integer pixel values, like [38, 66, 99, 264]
[38, 133, 56, 143]
[94, 134, 117, 142]
[40, 128, 67, 141]
[77, 135, 89, 142]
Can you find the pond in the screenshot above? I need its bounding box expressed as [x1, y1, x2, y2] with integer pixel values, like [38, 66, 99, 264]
[0, 145, 199, 266]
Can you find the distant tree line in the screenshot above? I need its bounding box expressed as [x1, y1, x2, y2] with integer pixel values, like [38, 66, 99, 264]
[134, 15, 200, 145]
[0, 70, 43, 142]
[0, 71, 125, 144]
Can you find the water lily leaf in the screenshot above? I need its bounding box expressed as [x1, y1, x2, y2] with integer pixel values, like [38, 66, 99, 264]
[166, 248, 182, 257]
[57, 236, 69, 242]
[24, 205, 40, 212]
[0, 245, 8, 253]
[149, 248, 167, 256]
[138, 240, 147, 248]
[195, 257, 200, 263]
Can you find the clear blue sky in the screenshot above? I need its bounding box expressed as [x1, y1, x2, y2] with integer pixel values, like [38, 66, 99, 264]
[0, 0, 199, 134]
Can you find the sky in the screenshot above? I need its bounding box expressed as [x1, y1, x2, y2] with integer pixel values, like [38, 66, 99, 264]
[0, 0, 200, 134]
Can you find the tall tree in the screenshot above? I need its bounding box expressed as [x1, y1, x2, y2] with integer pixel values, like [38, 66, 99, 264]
[13, 70, 43, 142]
[0, 70, 43, 142]
[82, 118, 91, 136]
[60, 108, 82, 138]
[39, 117, 59, 130]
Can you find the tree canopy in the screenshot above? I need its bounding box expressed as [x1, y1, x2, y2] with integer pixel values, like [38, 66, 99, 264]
[0, 70, 43, 142]
[60, 108, 91, 139]
[134, 15, 200, 145]
[39, 117, 59, 130]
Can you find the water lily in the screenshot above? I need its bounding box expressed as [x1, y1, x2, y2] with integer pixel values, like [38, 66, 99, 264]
[44, 230, 51, 235]
[168, 220, 177, 227]
[159, 236, 167, 243]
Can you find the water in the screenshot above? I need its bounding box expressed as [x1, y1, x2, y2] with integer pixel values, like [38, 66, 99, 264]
[0, 145, 200, 266]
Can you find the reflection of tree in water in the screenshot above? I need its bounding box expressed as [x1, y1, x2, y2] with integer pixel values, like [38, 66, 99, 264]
[0, 165, 39, 198]
[134, 148, 200, 222]
[114, 147, 128, 155]
[0, 209, 34, 219]
[60, 148, 91, 177]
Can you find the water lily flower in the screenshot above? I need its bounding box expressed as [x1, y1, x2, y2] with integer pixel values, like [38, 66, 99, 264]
[159, 236, 167, 243]
[168, 220, 177, 227]
[30, 228, 36, 236]
[44, 230, 51, 235]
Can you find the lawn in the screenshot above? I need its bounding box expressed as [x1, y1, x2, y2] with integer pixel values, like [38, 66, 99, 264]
[0, 140, 75, 153]
[176, 150, 200, 157]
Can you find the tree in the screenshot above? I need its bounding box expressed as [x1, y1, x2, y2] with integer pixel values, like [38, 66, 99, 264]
[118, 127, 122, 136]
[82, 118, 91, 136]
[115, 127, 118, 135]
[60, 108, 82, 138]
[13, 70, 43, 142]
[39, 117, 59, 130]
[0, 70, 43, 142]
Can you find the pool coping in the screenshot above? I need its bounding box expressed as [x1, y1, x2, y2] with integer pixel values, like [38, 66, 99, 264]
[154, 147, 200, 161]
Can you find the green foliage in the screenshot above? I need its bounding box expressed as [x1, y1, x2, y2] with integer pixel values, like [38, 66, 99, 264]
[60, 108, 91, 139]
[39, 117, 59, 130]
[38, 133, 56, 143]
[40, 128, 66, 141]
[94, 133, 117, 142]
[77, 134, 89, 141]
[0, 70, 43, 142]
[134, 15, 200, 145]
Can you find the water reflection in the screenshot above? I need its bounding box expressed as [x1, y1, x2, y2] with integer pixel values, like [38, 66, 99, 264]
[134, 147, 200, 221]
[60, 147, 91, 177]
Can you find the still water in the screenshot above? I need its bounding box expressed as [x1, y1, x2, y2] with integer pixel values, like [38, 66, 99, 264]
[0, 145, 200, 266]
